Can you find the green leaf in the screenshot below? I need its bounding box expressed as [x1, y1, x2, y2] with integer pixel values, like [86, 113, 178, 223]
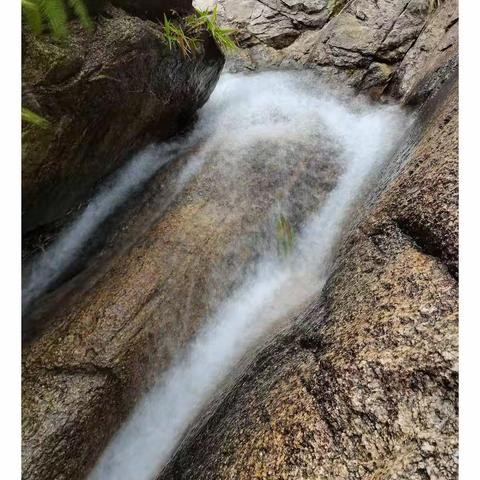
[22, 108, 50, 129]
[39, 0, 69, 39]
[22, 0, 94, 39]
[22, 0, 43, 34]
[68, 0, 94, 31]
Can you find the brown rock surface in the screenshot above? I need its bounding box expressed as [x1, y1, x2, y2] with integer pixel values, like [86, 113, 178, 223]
[22, 5, 224, 233]
[161, 62, 458, 480]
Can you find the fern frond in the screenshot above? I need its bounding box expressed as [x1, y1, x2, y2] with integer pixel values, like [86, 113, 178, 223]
[39, 0, 68, 39]
[22, 108, 50, 129]
[67, 0, 94, 31]
[22, 0, 43, 34]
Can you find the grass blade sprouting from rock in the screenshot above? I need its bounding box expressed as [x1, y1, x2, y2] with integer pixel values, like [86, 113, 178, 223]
[188, 5, 237, 52]
[21, 107, 49, 129]
[163, 14, 201, 57]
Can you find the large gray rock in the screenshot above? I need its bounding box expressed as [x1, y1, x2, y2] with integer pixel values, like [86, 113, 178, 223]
[386, 0, 459, 101]
[195, 0, 458, 100]
[22, 5, 224, 233]
[112, 0, 194, 18]
[161, 64, 458, 480]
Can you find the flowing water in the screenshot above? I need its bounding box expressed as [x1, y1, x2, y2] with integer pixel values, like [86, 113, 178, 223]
[72, 71, 410, 480]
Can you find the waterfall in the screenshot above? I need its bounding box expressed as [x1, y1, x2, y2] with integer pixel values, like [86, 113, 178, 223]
[87, 71, 409, 480]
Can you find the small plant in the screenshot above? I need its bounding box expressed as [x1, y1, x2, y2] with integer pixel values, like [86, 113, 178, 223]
[163, 14, 201, 57]
[186, 5, 237, 52]
[276, 214, 294, 258]
[21, 0, 94, 40]
[22, 108, 50, 129]
[162, 6, 236, 58]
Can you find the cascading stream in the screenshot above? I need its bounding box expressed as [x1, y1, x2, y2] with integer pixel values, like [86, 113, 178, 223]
[85, 71, 410, 480]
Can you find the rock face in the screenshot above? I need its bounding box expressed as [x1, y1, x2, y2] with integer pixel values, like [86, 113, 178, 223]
[22, 4, 224, 233]
[161, 48, 458, 480]
[23, 1, 458, 479]
[195, 0, 458, 100]
[112, 0, 194, 18]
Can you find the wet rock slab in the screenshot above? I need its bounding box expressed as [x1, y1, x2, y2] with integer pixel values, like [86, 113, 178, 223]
[160, 64, 458, 480]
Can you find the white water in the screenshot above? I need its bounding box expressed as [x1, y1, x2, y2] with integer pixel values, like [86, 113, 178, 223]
[88, 71, 409, 480]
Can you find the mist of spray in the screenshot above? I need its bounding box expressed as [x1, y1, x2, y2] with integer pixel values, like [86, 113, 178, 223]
[88, 71, 409, 480]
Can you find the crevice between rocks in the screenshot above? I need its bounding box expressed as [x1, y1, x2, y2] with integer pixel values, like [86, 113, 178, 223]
[392, 218, 458, 280]
[35, 362, 123, 387]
